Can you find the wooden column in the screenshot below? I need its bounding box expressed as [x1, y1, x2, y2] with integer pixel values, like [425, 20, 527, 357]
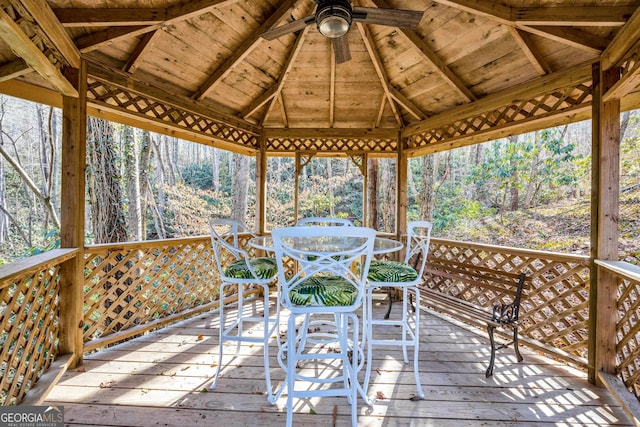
[397, 132, 408, 240]
[255, 133, 267, 234]
[589, 62, 621, 384]
[59, 60, 87, 367]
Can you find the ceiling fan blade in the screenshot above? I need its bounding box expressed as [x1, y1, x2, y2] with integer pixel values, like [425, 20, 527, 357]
[352, 6, 424, 29]
[261, 15, 315, 40]
[332, 35, 351, 64]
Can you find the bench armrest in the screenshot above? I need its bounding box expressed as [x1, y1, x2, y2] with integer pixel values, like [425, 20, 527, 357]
[491, 301, 518, 324]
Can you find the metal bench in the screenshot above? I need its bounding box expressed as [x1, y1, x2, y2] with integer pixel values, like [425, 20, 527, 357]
[423, 263, 527, 377]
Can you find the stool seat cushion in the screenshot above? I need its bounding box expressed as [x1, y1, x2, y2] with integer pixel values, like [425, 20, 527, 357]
[289, 276, 357, 307]
[367, 260, 418, 283]
[224, 257, 277, 279]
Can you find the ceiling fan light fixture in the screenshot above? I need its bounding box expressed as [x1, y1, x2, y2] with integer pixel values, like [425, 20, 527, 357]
[316, 0, 352, 38]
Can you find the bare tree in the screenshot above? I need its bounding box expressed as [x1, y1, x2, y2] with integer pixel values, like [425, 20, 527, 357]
[86, 117, 128, 244]
[231, 153, 249, 223]
[123, 125, 142, 240]
[367, 158, 378, 228]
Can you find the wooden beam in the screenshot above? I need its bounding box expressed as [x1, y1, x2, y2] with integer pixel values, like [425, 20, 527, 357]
[390, 87, 427, 121]
[507, 27, 551, 76]
[123, 30, 161, 74]
[431, 0, 610, 53]
[521, 26, 609, 54]
[257, 28, 309, 123]
[404, 60, 595, 137]
[59, 61, 87, 367]
[278, 93, 289, 128]
[513, 6, 637, 26]
[0, 6, 76, 96]
[74, 0, 239, 52]
[598, 372, 640, 426]
[0, 58, 31, 81]
[356, 23, 403, 126]
[590, 62, 621, 384]
[193, 0, 298, 101]
[15, 0, 80, 68]
[330, 41, 336, 127]
[263, 127, 399, 139]
[604, 61, 640, 102]
[53, 8, 170, 27]
[602, 6, 640, 70]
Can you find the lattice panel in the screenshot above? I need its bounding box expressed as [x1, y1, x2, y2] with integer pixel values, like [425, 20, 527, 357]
[615, 274, 640, 399]
[423, 238, 591, 358]
[0, 265, 61, 405]
[266, 137, 397, 153]
[86, 78, 259, 150]
[0, 2, 68, 70]
[407, 81, 593, 150]
[82, 238, 216, 342]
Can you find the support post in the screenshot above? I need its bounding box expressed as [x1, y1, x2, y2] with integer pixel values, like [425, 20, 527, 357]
[59, 60, 87, 367]
[255, 133, 267, 234]
[589, 62, 621, 384]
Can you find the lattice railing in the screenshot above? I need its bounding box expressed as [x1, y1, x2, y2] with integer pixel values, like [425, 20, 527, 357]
[266, 137, 398, 153]
[83, 237, 217, 343]
[0, 249, 76, 405]
[596, 261, 640, 399]
[423, 238, 591, 360]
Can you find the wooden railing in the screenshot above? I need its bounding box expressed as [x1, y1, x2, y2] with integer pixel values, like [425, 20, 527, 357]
[0, 249, 77, 405]
[595, 260, 640, 401]
[422, 238, 591, 367]
[82, 236, 217, 351]
[4, 235, 639, 409]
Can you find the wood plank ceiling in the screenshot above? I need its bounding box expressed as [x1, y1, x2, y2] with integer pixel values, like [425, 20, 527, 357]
[0, 0, 639, 155]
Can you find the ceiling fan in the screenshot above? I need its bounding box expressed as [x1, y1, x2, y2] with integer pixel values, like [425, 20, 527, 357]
[261, 0, 425, 64]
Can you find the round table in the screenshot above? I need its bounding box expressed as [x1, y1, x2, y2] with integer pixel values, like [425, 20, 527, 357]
[249, 235, 402, 255]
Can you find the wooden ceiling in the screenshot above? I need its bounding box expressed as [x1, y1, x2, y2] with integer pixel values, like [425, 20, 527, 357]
[0, 0, 639, 155]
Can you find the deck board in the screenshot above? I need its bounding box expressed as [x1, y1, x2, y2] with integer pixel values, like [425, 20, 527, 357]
[43, 300, 633, 426]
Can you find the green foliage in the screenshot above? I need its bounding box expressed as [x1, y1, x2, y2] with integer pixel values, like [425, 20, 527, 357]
[181, 163, 213, 189]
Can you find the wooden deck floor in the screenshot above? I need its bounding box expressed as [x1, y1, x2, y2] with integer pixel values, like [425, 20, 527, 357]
[43, 297, 632, 426]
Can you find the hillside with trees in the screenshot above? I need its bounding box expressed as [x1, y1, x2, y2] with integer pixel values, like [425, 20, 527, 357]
[0, 95, 637, 265]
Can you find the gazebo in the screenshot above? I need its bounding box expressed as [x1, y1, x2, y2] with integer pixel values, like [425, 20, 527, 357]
[1, 0, 640, 423]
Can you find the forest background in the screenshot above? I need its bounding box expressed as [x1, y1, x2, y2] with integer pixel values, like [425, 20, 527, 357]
[0, 94, 637, 265]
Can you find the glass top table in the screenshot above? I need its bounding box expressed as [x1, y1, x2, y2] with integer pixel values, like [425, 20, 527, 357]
[249, 235, 402, 255]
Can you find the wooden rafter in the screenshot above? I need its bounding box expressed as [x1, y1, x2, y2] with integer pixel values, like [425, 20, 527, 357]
[257, 27, 309, 123]
[13, 0, 79, 68]
[330, 42, 336, 127]
[0, 58, 30, 82]
[367, 0, 476, 103]
[0, 4, 76, 96]
[513, 6, 637, 27]
[356, 23, 403, 126]
[192, 0, 298, 101]
[123, 30, 161, 74]
[507, 27, 551, 76]
[71, 0, 238, 53]
[523, 26, 609, 54]
[602, 6, 640, 70]
[431, 0, 617, 54]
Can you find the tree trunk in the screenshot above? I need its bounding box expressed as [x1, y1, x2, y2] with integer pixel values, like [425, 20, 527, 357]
[123, 126, 142, 241]
[508, 135, 519, 211]
[381, 159, 395, 232]
[211, 147, 220, 191]
[87, 118, 128, 244]
[367, 158, 378, 228]
[231, 153, 249, 223]
[419, 154, 437, 221]
[138, 130, 152, 239]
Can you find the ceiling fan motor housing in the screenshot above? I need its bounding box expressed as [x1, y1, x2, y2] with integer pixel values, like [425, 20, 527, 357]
[316, 0, 353, 38]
